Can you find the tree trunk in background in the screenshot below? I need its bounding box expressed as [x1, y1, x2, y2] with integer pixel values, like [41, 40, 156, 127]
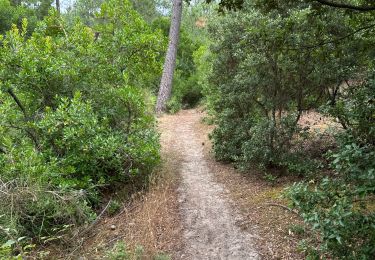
[56, 0, 60, 13]
[155, 0, 183, 114]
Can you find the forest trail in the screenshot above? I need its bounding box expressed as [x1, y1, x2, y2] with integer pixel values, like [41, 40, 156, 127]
[159, 109, 259, 260]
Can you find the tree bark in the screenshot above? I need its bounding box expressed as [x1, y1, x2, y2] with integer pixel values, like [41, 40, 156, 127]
[155, 0, 183, 114]
[56, 0, 60, 14]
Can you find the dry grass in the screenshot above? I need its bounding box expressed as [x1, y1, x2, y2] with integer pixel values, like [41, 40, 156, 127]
[44, 119, 184, 259]
[72, 158, 183, 259]
[298, 110, 341, 133]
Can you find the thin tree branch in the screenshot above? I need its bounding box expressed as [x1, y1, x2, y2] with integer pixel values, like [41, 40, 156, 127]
[263, 203, 302, 217]
[6, 88, 27, 118]
[2, 88, 40, 149]
[75, 199, 112, 238]
[314, 0, 375, 12]
[296, 23, 375, 50]
[253, 98, 270, 119]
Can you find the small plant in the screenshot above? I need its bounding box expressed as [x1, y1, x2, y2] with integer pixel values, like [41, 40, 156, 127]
[105, 242, 170, 260]
[154, 253, 171, 260]
[288, 224, 305, 236]
[263, 173, 277, 184]
[166, 97, 182, 114]
[0, 232, 36, 259]
[108, 200, 122, 216]
[106, 242, 131, 260]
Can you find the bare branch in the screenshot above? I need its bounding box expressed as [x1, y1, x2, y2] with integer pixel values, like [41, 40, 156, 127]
[262, 202, 302, 217]
[6, 88, 27, 118]
[298, 23, 375, 50]
[314, 0, 375, 12]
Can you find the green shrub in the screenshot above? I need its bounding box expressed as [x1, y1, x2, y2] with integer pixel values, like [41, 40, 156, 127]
[0, 0, 162, 254]
[206, 7, 331, 175]
[105, 242, 170, 260]
[166, 96, 182, 114]
[107, 200, 122, 216]
[286, 74, 375, 259]
[35, 93, 133, 189]
[211, 110, 315, 176]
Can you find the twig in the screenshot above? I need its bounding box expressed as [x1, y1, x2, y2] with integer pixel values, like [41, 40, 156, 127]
[45, 190, 66, 200]
[117, 198, 141, 217]
[66, 238, 84, 259]
[105, 234, 126, 247]
[294, 23, 375, 50]
[6, 88, 27, 118]
[65, 199, 112, 258]
[76, 199, 112, 238]
[262, 202, 301, 217]
[89, 199, 112, 228]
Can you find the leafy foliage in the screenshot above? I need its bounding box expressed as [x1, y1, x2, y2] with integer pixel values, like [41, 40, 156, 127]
[0, 0, 163, 254]
[207, 6, 330, 173]
[287, 73, 375, 258]
[106, 242, 170, 260]
[0, 0, 52, 34]
[204, 0, 375, 258]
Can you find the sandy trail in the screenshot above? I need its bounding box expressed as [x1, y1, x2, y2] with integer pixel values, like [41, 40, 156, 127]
[159, 109, 258, 260]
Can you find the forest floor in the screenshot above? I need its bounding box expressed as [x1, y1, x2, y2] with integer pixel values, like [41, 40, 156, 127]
[67, 109, 306, 259]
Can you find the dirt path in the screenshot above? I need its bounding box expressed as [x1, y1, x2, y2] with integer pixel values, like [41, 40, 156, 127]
[159, 110, 259, 260]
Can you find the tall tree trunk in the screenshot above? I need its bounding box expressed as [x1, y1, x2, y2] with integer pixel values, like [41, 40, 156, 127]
[56, 0, 60, 13]
[155, 0, 183, 114]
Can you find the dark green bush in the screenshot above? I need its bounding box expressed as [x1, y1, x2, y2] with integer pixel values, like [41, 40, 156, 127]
[0, 0, 163, 254]
[205, 3, 375, 257]
[286, 74, 375, 259]
[206, 7, 334, 175]
[36, 93, 135, 189]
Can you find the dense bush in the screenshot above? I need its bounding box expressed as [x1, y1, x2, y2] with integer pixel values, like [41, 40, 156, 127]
[286, 73, 375, 258]
[36, 93, 139, 189]
[0, 0, 163, 255]
[207, 6, 338, 174]
[204, 1, 375, 258]
[0, 0, 44, 34]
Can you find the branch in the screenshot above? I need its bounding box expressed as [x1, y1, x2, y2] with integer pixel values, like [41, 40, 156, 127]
[78, 199, 112, 237]
[314, 0, 375, 12]
[4, 88, 41, 148]
[298, 23, 375, 50]
[6, 88, 27, 118]
[253, 98, 269, 119]
[263, 203, 302, 217]
[5, 123, 40, 149]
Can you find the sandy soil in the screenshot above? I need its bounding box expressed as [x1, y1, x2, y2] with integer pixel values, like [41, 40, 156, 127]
[159, 109, 259, 260]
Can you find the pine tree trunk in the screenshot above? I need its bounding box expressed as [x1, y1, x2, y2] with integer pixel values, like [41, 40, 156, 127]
[56, 0, 60, 13]
[155, 0, 183, 114]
